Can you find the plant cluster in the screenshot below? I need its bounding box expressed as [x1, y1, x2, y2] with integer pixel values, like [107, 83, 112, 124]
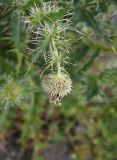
[0, 0, 117, 160]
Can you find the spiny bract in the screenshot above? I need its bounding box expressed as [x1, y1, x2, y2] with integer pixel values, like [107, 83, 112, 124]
[42, 72, 72, 105]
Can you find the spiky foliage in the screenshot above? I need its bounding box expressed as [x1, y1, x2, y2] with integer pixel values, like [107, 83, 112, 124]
[23, 1, 76, 104]
[0, 0, 117, 160]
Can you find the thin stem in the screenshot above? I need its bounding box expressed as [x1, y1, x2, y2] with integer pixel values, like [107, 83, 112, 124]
[57, 60, 61, 76]
[51, 38, 62, 75]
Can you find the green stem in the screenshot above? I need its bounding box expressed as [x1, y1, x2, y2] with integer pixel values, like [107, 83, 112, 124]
[57, 61, 61, 76]
[0, 104, 10, 131]
[16, 52, 23, 75]
[51, 39, 62, 75]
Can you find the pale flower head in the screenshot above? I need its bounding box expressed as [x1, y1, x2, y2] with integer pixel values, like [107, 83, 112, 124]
[42, 72, 72, 105]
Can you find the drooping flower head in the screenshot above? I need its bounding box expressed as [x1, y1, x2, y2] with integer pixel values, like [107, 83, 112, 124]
[42, 72, 72, 105]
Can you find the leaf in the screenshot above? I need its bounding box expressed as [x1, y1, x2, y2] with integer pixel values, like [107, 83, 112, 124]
[85, 76, 99, 99]
[73, 44, 89, 62]
[82, 48, 101, 71]
[30, 7, 68, 24]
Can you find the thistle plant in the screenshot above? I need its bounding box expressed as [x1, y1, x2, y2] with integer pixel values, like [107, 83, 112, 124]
[0, 75, 34, 107]
[1, 0, 117, 160]
[24, 1, 77, 104]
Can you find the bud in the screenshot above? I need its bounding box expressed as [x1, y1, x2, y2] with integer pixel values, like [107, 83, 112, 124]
[42, 72, 72, 105]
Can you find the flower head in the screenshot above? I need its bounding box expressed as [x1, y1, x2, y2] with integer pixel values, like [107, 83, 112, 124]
[42, 72, 72, 105]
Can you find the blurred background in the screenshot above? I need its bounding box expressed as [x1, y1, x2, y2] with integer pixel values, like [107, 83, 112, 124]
[0, 0, 117, 160]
